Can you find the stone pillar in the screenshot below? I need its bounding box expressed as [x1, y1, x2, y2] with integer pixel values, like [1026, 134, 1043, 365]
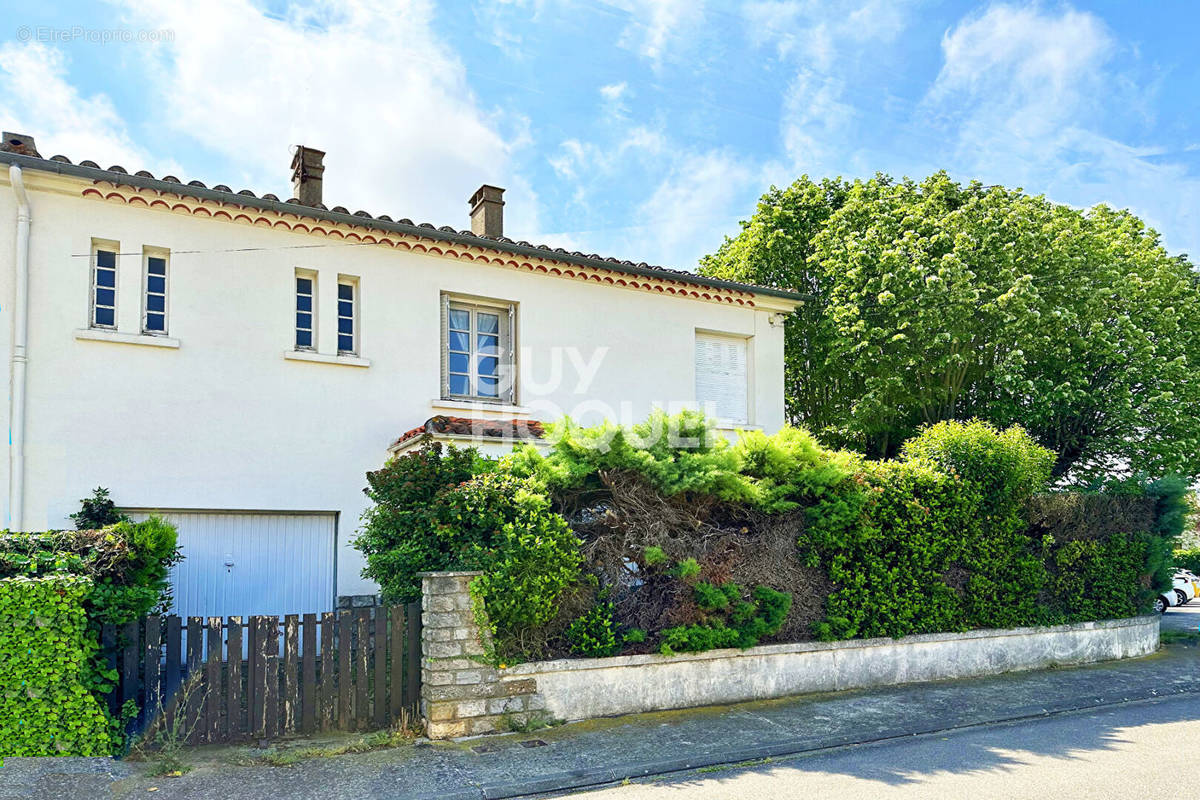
[418, 571, 544, 739]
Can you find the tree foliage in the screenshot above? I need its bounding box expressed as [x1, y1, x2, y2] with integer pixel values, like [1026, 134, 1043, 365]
[700, 172, 1200, 482]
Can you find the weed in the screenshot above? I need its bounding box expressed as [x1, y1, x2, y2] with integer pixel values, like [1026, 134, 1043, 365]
[231, 712, 422, 768]
[1161, 630, 1200, 645]
[497, 710, 562, 733]
[127, 673, 205, 777]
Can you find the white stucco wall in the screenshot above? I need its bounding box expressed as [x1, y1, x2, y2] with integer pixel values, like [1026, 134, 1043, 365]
[0, 168, 792, 599]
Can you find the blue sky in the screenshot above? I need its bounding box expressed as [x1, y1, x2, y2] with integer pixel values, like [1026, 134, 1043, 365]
[1, 0, 1197, 270]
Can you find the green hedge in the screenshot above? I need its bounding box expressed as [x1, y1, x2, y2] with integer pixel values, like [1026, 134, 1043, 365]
[359, 414, 1181, 663]
[0, 576, 112, 756]
[1176, 549, 1200, 574]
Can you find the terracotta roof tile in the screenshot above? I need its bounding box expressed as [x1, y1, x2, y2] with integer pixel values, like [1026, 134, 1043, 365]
[390, 416, 546, 451]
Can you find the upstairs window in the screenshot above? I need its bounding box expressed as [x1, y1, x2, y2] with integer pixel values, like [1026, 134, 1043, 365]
[295, 271, 315, 350]
[90, 243, 118, 329]
[441, 297, 514, 402]
[337, 277, 357, 355]
[695, 332, 749, 425]
[143, 250, 169, 334]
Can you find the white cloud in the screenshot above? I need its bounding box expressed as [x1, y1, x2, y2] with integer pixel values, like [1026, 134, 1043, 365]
[0, 42, 179, 175]
[925, 3, 1200, 258]
[631, 150, 759, 268]
[604, 0, 707, 68]
[744, 0, 914, 69]
[110, 0, 540, 234]
[599, 82, 627, 101]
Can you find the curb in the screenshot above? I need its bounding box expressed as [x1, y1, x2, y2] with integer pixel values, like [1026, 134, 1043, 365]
[417, 682, 1200, 800]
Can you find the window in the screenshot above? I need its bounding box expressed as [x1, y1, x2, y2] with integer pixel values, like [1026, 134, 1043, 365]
[90, 243, 118, 329]
[695, 332, 749, 425]
[337, 277, 357, 355]
[295, 271, 315, 350]
[143, 250, 169, 334]
[442, 297, 514, 402]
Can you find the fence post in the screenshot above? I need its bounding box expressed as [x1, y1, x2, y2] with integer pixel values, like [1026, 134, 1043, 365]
[227, 617, 243, 740]
[283, 615, 299, 734]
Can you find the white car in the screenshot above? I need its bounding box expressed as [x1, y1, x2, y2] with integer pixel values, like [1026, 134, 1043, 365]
[1155, 587, 1178, 614]
[1175, 571, 1200, 606]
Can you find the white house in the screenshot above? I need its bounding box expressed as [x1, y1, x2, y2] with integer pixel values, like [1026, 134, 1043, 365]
[0, 132, 800, 617]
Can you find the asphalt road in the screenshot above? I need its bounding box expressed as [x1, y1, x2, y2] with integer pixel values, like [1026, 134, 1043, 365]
[1161, 597, 1200, 633]
[564, 692, 1200, 798]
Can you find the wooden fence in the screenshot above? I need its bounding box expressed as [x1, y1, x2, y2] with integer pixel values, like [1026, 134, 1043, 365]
[102, 604, 422, 745]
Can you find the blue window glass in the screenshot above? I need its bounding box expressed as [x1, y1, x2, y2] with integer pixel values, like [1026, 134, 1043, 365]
[94, 307, 114, 327]
[296, 312, 312, 329]
[478, 356, 499, 377]
[477, 313, 500, 334]
[448, 309, 470, 330]
[96, 268, 116, 288]
[296, 329, 312, 348]
[147, 294, 165, 313]
[338, 300, 353, 317]
[146, 314, 165, 332]
[96, 250, 115, 269]
[147, 275, 166, 294]
[338, 317, 353, 335]
[338, 334, 354, 352]
[478, 377, 499, 397]
[147, 257, 166, 275]
[95, 288, 115, 307]
[296, 294, 312, 312]
[296, 277, 312, 295]
[338, 283, 353, 300]
[449, 331, 470, 352]
[449, 374, 470, 396]
[477, 334, 499, 355]
[448, 353, 469, 374]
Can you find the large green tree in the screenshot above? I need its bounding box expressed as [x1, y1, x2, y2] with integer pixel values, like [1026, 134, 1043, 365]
[700, 172, 1200, 482]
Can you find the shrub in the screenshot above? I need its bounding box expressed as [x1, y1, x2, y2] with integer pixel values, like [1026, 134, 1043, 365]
[901, 420, 1055, 629]
[805, 459, 978, 641]
[565, 601, 619, 657]
[1176, 549, 1200, 574]
[659, 583, 791, 654]
[1051, 532, 1150, 621]
[439, 472, 584, 661]
[70, 487, 128, 530]
[354, 440, 489, 603]
[0, 519, 181, 625]
[0, 576, 112, 756]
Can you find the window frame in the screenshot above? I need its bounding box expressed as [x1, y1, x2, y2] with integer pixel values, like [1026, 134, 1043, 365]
[141, 247, 170, 336]
[336, 275, 359, 356]
[89, 239, 119, 330]
[441, 294, 515, 404]
[294, 269, 317, 351]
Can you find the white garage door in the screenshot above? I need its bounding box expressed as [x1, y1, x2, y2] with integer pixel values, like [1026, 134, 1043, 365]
[129, 510, 336, 619]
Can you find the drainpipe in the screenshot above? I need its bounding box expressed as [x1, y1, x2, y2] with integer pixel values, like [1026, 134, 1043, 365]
[9, 164, 29, 531]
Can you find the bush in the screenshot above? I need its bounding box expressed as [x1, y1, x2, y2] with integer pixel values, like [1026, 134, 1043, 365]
[0, 576, 113, 756]
[1176, 549, 1200, 574]
[70, 487, 128, 530]
[565, 601, 619, 657]
[659, 583, 792, 653]
[446, 472, 584, 660]
[354, 440, 489, 603]
[0, 519, 181, 625]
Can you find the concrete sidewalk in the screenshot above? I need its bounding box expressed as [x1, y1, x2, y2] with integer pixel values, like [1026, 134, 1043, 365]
[3, 624, 1198, 800]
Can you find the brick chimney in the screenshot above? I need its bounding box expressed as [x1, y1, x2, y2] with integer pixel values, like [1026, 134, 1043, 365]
[290, 145, 326, 206]
[1, 132, 40, 158]
[469, 185, 505, 238]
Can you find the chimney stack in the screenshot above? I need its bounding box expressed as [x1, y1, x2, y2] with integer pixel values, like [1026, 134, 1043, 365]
[291, 145, 326, 206]
[469, 185, 505, 238]
[1, 132, 40, 158]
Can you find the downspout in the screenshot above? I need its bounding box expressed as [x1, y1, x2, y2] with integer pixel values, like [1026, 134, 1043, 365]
[9, 164, 29, 531]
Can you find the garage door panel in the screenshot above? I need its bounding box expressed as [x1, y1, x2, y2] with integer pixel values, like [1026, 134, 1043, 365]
[129, 511, 335, 619]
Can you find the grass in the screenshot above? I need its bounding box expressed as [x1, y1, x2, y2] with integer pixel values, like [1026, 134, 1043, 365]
[696, 757, 772, 774]
[496, 710, 563, 733]
[1161, 630, 1200, 645]
[228, 710, 423, 768]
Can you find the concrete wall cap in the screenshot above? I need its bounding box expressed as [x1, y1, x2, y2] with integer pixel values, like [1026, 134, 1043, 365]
[505, 615, 1160, 675]
[417, 570, 484, 578]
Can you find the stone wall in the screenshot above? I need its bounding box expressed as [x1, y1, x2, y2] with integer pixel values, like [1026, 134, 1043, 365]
[417, 571, 1160, 739]
[418, 571, 545, 739]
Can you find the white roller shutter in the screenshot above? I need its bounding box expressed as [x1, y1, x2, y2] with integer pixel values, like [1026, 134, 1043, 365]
[695, 332, 749, 425]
